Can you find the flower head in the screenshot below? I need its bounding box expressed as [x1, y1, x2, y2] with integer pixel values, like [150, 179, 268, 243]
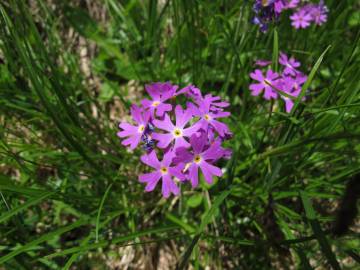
[139, 150, 185, 198]
[174, 132, 225, 187]
[290, 9, 312, 29]
[279, 52, 301, 76]
[141, 82, 177, 117]
[118, 82, 232, 198]
[152, 105, 201, 149]
[189, 98, 231, 137]
[249, 69, 279, 100]
[249, 55, 309, 113]
[117, 105, 151, 150]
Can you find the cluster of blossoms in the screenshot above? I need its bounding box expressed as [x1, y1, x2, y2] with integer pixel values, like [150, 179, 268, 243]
[252, 0, 328, 32]
[117, 83, 232, 198]
[249, 52, 308, 112]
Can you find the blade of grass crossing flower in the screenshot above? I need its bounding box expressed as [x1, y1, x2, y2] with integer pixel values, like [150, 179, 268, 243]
[299, 191, 341, 270]
[0, 218, 89, 264]
[290, 46, 331, 115]
[0, 192, 54, 224]
[95, 184, 113, 242]
[272, 28, 279, 72]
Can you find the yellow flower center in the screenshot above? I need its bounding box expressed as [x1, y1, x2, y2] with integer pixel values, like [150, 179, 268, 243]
[152, 101, 160, 107]
[173, 128, 182, 137]
[160, 167, 168, 175]
[138, 125, 145, 133]
[194, 155, 202, 164]
[204, 114, 211, 121]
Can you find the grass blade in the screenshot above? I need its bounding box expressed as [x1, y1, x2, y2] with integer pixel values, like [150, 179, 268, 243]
[300, 191, 341, 270]
[0, 192, 54, 224]
[95, 184, 113, 242]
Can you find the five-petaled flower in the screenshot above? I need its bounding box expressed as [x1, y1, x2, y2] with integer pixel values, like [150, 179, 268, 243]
[139, 150, 185, 198]
[174, 132, 224, 188]
[117, 105, 151, 150]
[249, 69, 279, 100]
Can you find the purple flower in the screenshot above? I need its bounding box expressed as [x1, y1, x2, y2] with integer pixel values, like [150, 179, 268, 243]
[252, 0, 279, 32]
[152, 105, 201, 149]
[202, 94, 230, 112]
[117, 105, 151, 150]
[139, 150, 185, 198]
[189, 99, 231, 137]
[274, 0, 299, 13]
[290, 9, 312, 29]
[117, 82, 232, 198]
[279, 52, 301, 76]
[249, 69, 279, 100]
[174, 133, 223, 187]
[308, 2, 328, 25]
[278, 74, 307, 112]
[141, 82, 176, 117]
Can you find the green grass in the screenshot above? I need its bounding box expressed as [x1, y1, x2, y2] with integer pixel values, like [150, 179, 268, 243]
[0, 0, 359, 269]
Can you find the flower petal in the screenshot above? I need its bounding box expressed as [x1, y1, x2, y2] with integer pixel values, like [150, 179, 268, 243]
[153, 114, 174, 132]
[139, 171, 162, 192]
[140, 150, 161, 169]
[152, 132, 174, 149]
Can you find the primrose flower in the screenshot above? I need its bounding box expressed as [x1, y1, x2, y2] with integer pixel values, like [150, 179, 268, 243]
[277, 74, 306, 112]
[249, 55, 309, 113]
[202, 94, 230, 112]
[176, 85, 202, 100]
[141, 82, 176, 117]
[290, 9, 312, 29]
[274, 0, 299, 13]
[152, 105, 201, 149]
[279, 52, 301, 76]
[117, 105, 151, 150]
[174, 133, 224, 187]
[252, 0, 278, 32]
[139, 150, 185, 198]
[249, 69, 279, 100]
[306, 1, 328, 25]
[118, 82, 232, 198]
[189, 98, 231, 137]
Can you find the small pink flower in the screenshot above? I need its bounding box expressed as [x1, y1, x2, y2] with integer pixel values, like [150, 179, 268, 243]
[152, 105, 201, 149]
[290, 10, 312, 29]
[139, 150, 185, 198]
[117, 105, 151, 150]
[249, 69, 279, 100]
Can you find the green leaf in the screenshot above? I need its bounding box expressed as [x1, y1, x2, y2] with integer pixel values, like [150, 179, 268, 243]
[186, 194, 203, 208]
[0, 219, 89, 264]
[0, 191, 54, 224]
[95, 184, 113, 242]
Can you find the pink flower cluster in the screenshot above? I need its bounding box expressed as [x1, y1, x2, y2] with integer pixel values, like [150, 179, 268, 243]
[250, 52, 308, 112]
[117, 83, 232, 198]
[290, 0, 328, 29]
[252, 1, 328, 32]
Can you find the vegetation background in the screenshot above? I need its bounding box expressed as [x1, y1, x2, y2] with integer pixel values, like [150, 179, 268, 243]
[0, 0, 359, 269]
